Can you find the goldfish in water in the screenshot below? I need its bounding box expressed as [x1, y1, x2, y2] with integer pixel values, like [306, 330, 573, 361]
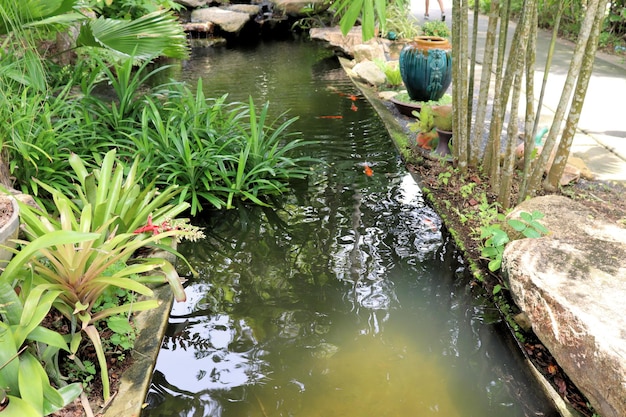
[318, 115, 343, 119]
[350, 103, 358, 112]
[363, 163, 373, 177]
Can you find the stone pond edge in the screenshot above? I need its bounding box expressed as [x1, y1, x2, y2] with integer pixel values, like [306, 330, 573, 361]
[101, 285, 174, 417]
[342, 59, 583, 417]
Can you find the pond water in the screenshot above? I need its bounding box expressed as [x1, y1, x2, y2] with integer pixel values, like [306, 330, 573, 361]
[143, 39, 556, 417]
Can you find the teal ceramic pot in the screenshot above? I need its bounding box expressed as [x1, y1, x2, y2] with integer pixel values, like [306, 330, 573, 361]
[399, 36, 452, 102]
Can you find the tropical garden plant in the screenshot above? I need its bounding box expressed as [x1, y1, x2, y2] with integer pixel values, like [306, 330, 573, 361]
[4, 150, 202, 411]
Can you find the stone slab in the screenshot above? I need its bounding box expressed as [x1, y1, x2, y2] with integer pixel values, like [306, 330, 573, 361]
[502, 195, 626, 417]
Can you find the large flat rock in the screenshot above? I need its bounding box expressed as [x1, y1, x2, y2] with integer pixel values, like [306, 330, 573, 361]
[502, 195, 626, 417]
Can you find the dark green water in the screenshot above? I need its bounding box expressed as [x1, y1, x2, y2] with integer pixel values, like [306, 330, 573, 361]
[143, 39, 556, 417]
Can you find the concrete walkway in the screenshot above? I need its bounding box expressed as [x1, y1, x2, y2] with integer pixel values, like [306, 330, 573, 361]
[409, 0, 626, 184]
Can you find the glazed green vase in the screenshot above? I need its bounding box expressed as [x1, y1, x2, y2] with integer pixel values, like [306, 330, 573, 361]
[399, 36, 452, 102]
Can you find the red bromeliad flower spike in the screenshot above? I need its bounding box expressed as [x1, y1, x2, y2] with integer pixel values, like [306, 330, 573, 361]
[133, 214, 161, 235]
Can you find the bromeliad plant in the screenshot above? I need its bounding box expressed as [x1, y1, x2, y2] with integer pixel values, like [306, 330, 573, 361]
[12, 150, 202, 403]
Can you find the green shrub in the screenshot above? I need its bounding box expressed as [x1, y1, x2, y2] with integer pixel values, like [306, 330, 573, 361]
[421, 20, 451, 38]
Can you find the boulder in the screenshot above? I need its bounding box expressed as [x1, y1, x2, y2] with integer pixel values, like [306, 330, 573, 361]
[270, 0, 330, 17]
[174, 0, 211, 7]
[310, 26, 364, 57]
[502, 195, 626, 417]
[190, 7, 254, 34]
[353, 43, 386, 63]
[352, 60, 386, 86]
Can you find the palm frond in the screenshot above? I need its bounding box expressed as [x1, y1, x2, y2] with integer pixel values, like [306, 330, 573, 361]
[76, 10, 189, 60]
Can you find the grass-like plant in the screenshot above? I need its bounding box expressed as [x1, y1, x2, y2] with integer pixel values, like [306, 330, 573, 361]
[134, 81, 318, 213]
[209, 97, 317, 209]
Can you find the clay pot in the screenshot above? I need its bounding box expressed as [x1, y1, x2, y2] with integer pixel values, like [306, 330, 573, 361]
[434, 128, 453, 157]
[399, 36, 452, 102]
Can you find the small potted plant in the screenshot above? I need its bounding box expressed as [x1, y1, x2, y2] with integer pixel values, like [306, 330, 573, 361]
[431, 104, 453, 157]
[421, 20, 451, 39]
[409, 104, 438, 150]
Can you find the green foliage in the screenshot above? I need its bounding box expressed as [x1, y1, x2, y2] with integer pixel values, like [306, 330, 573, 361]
[79, 55, 169, 133]
[494, 294, 526, 343]
[90, 0, 183, 20]
[385, 2, 420, 39]
[0, 0, 189, 63]
[0, 282, 83, 416]
[393, 92, 452, 107]
[507, 210, 549, 238]
[409, 104, 434, 133]
[431, 104, 453, 131]
[421, 20, 451, 38]
[13, 150, 198, 402]
[374, 59, 403, 87]
[333, 0, 409, 41]
[437, 170, 452, 185]
[479, 211, 549, 272]
[479, 220, 509, 272]
[4, 52, 317, 214]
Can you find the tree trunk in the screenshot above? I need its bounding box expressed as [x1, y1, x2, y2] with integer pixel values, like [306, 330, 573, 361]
[498, 0, 535, 208]
[469, 0, 499, 167]
[522, 0, 603, 197]
[483, 0, 511, 190]
[545, 0, 609, 190]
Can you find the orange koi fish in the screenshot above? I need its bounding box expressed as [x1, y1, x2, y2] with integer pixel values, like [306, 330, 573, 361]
[318, 115, 343, 119]
[363, 163, 374, 177]
[423, 217, 438, 232]
[350, 103, 358, 112]
[348, 94, 358, 101]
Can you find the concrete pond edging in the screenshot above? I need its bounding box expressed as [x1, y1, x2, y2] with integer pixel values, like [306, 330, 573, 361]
[101, 285, 174, 417]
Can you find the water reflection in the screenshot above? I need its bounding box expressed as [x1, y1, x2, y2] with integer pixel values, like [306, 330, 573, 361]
[144, 40, 556, 417]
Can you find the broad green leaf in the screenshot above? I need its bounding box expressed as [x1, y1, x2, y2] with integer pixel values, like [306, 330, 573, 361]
[44, 383, 82, 414]
[76, 11, 188, 60]
[507, 219, 527, 232]
[523, 229, 542, 239]
[107, 316, 133, 334]
[0, 324, 20, 392]
[339, 0, 364, 36]
[0, 395, 41, 417]
[488, 258, 502, 271]
[18, 353, 44, 414]
[26, 326, 70, 352]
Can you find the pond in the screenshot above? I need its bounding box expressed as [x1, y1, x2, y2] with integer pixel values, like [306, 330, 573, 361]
[142, 39, 557, 417]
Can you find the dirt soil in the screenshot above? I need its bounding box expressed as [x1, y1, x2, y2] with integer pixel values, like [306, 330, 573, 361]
[0, 194, 13, 227]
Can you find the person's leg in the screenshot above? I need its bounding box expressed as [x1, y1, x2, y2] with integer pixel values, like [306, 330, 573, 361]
[425, 0, 430, 19]
[437, 0, 445, 21]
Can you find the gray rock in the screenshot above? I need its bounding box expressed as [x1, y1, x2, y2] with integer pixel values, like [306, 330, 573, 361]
[270, 0, 330, 17]
[174, 0, 211, 7]
[353, 43, 386, 63]
[191, 7, 252, 34]
[502, 195, 626, 417]
[310, 26, 364, 57]
[352, 60, 386, 86]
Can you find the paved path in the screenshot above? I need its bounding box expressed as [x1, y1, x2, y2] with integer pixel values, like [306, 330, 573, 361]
[409, 0, 626, 183]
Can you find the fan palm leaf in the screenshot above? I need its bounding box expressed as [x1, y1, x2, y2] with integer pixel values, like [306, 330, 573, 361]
[76, 10, 189, 59]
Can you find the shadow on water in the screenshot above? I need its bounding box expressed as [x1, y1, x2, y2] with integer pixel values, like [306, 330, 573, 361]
[143, 39, 558, 417]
